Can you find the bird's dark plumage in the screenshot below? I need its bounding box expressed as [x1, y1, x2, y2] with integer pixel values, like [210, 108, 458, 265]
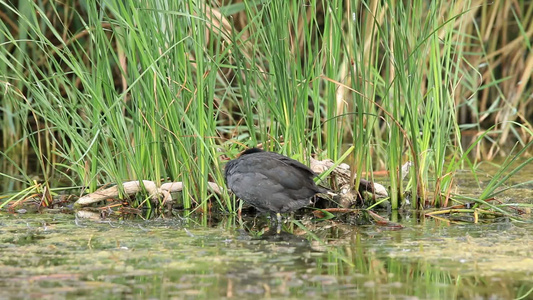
[224, 148, 327, 225]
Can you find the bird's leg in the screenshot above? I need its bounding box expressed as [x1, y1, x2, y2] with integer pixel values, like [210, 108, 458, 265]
[270, 212, 282, 234]
[275, 213, 282, 234]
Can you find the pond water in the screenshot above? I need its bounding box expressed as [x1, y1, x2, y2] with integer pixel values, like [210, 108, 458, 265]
[0, 211, 532, 300]
[1, 160, 532, 299]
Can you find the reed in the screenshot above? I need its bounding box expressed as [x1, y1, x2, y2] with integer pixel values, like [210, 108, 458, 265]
[0, 0, 531, 212]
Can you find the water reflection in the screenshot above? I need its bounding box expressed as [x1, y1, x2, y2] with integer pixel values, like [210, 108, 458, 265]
[0, 213, 531, 299]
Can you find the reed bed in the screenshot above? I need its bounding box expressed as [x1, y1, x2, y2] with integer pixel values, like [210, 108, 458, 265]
[0, 0, 531, 212]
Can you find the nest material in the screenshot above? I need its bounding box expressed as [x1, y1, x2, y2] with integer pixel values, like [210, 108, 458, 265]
[310, 157, 389, 208]
[74, 158, 391, 209]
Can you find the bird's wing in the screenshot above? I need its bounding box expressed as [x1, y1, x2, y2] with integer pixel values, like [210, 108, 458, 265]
[245, 154, 317, 191]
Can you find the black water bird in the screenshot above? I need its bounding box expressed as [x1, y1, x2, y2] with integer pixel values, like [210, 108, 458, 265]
[224, 148, 329, 228]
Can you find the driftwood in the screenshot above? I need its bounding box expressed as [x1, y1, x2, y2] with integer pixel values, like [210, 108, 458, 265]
[75, 180, 222, 207]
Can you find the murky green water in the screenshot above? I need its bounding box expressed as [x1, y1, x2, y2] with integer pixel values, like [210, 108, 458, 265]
[1, 212, 532, 300]
[1, 160, 532, 299]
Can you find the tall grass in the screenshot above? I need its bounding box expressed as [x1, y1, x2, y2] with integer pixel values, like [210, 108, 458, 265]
[0, 0, 531, 211]
[0, 0, 230, 214]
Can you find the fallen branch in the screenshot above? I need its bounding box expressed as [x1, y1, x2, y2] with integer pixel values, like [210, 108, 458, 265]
[75, 180, 223, 207]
